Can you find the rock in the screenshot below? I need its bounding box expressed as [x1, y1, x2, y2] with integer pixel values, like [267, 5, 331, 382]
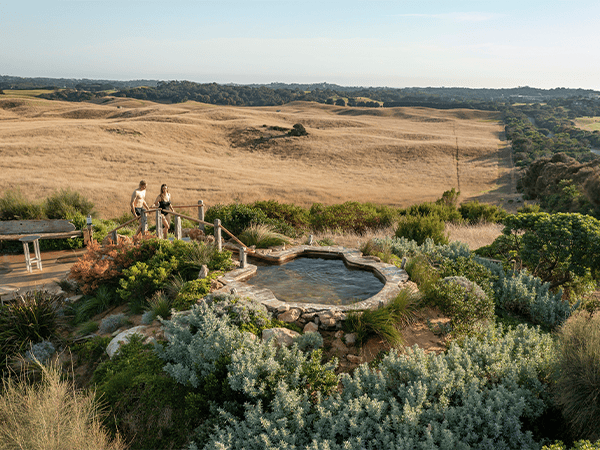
[106, 326, 147, 358]
[303, 322, 319, 333]
[318, 309, 342, 329]
[262, 327, 300, 347]
[67, 294, 83, 303]
[334, 330, 344, 339]
[278, 308, 301, 323]
[277, 305, 290, 313]
[402, 281, 420, 294]
[331, 338, 348, 353]
[345, 333, 357, 346]
[347, 354, 361, 364]
[198, 265, 209, 279]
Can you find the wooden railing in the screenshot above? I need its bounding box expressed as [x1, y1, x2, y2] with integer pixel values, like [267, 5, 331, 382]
[103, 200, 252, 261]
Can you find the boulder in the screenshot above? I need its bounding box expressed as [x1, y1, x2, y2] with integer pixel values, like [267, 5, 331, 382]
[278, 308, 301, 323]
[318, 309, 343, 329]
[262, 327, 300, 347]
[198, 265, 209, 279]
[106, 326, 147, 358]
[303, 322, 319, 333]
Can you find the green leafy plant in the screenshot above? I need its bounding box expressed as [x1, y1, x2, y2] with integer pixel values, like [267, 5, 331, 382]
[395, 214, 449, 245]
[554, 311, 600, 441]
[77, 320, 99, 335]
[404, 254, 440, 294]
[428, 278, 494, 335]
[459, 200, 508, 224]
[43, 188, 95, 219]
[171, 276, 219, 311]
[0, 188, 44, 220]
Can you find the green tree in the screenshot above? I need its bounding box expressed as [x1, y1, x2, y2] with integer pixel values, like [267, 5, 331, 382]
[501, 212, 600, 289]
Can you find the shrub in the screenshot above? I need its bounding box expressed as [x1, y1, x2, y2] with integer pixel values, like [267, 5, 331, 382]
[238, 223, 290, 248]
[542, 441, 600, 450]
[25, 340, 55, 364]
[43, 188, 95, 219]
[554, 311, 600, 441]
[171, 276, 218, 311]
[404, 254, 440, 294]
[0, 291, 62, 367]
[199, 324, 555, 450]
[293, 332, 324, 352]
[98, 313, 128, 334]
[402, 199, 462, 223]
[459, 200, 508, 224]
[0, 360, 126, 450]
[92, 337, 194, 450]
[495, 270, 572, 329]
[0, 188, 44, 220]
[204, 293, 275, 335]
[309, 201, 395, 234]
[428, 277, 494, 335]
[251, 199, 310, 229]
[395, 214, 449, 245]
[288, 123, 308, 136]
[438, 255, 495, 299]
[205, 203, 269, 236]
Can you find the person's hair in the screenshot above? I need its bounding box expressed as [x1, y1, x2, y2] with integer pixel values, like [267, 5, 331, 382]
[160, 184, 168, 201]
[139, 180, 147, 188]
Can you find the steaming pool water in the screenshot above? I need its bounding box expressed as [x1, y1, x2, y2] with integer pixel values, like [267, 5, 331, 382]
[246, 256, 384, 305]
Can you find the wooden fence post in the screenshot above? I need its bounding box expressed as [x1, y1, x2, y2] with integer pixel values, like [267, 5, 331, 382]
[140, 210, 148, 235]
[174, 216, 182, 240]
[155, 209, 163, 238]
[198, 200, 205, 232]
[214, 219, 222, 251]
[111, 230, 118, 244]
[239, 246, 247, 268]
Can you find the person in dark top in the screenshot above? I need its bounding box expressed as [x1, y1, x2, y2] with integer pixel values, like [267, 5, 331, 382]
[152, 184, 174, 238]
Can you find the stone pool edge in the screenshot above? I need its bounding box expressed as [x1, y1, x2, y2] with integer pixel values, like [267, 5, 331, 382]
[215, 245, 409, 329]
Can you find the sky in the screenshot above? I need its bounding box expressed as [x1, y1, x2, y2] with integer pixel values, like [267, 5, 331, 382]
[1, 0, 599, 90]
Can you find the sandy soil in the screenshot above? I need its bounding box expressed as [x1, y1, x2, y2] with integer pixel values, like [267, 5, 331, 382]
[0, 95, 517, 218]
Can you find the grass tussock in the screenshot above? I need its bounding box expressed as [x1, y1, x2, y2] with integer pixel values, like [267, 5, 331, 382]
[239, 223, 290, 248]
[345, 288, 421, 346]
[554, 311, 600, 441]
[0, 360, 126, 450]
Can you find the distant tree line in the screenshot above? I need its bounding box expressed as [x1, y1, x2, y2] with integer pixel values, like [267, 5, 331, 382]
[504, 100, 600, 167]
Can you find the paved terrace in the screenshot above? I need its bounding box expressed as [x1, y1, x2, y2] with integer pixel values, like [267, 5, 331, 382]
[0, 249, 86, 301]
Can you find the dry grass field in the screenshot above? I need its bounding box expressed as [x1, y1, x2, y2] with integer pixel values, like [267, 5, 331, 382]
[0, 93, 517, 219]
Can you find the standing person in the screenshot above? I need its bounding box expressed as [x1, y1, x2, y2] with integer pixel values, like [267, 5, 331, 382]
[131, 180, 150, 237]
[152, 184, 174, 239]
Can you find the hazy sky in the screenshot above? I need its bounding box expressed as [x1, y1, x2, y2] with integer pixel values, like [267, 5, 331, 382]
[2, 0, 599, 89]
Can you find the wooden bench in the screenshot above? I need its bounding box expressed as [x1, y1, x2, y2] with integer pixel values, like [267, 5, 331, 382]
[0, 219, 83, 241]
[0, 220, 84, 272]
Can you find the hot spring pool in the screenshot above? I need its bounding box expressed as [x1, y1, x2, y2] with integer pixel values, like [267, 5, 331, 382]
[246, 256, 384, 305]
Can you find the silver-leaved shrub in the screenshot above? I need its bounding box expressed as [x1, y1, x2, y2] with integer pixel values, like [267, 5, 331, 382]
[196, 324, 554, 450]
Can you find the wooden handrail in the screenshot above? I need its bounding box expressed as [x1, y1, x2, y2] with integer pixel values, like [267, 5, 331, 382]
[105, 208, 160, 236]
[219, 223, 250, 250]
[170, 204, 201, 209]
[166, 211, 212, 227]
